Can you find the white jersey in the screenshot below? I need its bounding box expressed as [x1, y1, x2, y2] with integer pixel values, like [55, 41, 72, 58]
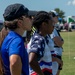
[27, 32, 52, 75]
[45, 35, 57, 56]
[45, 35, 58, 75]
[50, 29, 63, 56]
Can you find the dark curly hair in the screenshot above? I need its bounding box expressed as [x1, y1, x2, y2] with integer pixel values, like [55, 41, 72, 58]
[32, 11, 52, 30]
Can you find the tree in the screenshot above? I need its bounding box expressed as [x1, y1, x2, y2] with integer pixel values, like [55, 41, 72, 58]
[54, 8, 66, 24]
[54, 8, 65, 18]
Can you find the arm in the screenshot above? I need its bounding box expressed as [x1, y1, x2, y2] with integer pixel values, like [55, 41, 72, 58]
[0, 55, 3, 75]
[9, 55, 22, 75]
[29, 52, 44, 75]
[53, 36, 64, 47]
[51, 29, 64, 47]
[28, 35, 45, 75]
[52, 56, 63, 68]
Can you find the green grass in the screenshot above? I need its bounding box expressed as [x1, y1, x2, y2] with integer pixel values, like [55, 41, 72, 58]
[60, 31, 75, 75]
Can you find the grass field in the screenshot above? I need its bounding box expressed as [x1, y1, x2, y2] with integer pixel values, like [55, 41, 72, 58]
[60, 31, 75, 75]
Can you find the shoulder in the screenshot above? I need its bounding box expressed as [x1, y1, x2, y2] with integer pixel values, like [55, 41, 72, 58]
[8, 31, 23, 42]
[32, 33, 45, 43]
[28, 33, 45, 50]
[3, 31, 23, 48]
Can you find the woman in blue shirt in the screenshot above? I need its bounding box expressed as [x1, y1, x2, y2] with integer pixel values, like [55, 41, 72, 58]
[1, 3, 32, 75]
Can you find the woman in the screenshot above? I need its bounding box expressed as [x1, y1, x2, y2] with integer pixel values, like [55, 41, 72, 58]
[27, 11, 54, 75]
[1, 3, 32, 75]
[49, 10, 64, 75]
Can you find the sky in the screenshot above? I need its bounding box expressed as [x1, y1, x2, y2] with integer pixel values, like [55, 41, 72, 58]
[0, 0, 75, 21]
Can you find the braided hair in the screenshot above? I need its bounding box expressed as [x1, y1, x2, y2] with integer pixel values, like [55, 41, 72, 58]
[32, 11, 52, 31]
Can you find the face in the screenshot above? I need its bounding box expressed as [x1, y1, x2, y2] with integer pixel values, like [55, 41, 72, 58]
[22, 16, 32, 31]
[53, 16, 58, 24]
[45, 20, 54, 34]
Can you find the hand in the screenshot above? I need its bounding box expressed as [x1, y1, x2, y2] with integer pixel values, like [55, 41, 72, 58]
[56, 58, 63, 67]
[59, 60, 63, 68]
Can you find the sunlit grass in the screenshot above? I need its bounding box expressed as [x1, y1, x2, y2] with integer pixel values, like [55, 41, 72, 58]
[60, 31, 75, 75]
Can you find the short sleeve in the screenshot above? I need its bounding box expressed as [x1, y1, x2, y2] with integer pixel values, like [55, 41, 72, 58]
[28, 35, 45, 60]
[9, 38, 23, 56]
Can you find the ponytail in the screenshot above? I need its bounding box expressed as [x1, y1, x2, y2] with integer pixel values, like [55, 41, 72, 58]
[3, 19, 18, 30]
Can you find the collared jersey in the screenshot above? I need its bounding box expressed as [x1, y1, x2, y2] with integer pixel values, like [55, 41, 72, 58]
[1, 31, 29, 75]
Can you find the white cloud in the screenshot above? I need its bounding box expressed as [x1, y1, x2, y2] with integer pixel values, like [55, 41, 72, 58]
[72, 0, 75, 6]
[67, 0, 75, 6]
[67, 1, 71, 5]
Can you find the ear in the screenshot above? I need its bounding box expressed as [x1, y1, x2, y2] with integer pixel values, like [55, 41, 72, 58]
[17, 20, 23, 27]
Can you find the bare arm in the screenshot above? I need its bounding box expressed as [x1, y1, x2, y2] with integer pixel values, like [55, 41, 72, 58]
[29, 52, 44, 75]
[53, 36, 64, 47]
[0, 55, 4, 75]
[52, 56, 63, 68]
[9, 55, 22, 75]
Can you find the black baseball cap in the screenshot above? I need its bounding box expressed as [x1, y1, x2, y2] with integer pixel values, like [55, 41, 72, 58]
[28, 10, 38, 16]
[3, 3, 29, 21]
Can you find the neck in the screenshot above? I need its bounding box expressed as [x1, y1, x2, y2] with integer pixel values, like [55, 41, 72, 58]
[39, 31, 47, 37]
[14, 28, 25, 36]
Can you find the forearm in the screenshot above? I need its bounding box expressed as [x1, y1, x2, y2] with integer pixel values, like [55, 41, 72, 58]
[0, 55, 3, 75]
[29, 53, 44, 75]
[58, 40, 64, 47]
[54, 37, 64, 47]
[52, 56, 62, 64]
[10, 55, 22, 75]
[30, 60, 44, 75]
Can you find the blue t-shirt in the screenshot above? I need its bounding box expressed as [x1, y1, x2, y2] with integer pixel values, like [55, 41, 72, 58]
[1, 31, 29, 75]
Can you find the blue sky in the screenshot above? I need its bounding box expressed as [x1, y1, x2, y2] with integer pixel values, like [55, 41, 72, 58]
[0, 0, 75, 20]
